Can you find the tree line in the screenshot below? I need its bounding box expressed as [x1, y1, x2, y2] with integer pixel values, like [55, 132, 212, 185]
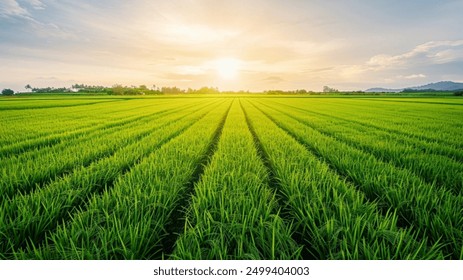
[1, 84, 224, 95]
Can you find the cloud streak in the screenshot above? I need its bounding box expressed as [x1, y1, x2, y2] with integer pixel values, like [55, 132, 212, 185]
[367, 40, 463, 68]
[0, 0, 31, 18]
[26, 0, 46, 10]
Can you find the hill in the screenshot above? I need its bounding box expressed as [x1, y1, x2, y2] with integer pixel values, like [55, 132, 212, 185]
[366, 81, 463, 93]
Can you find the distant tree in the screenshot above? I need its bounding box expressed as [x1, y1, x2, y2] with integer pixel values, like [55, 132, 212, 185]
[265, 90, 285, 95]
[110, 84, 125, 95]
[454, 90, 463, 96]
[196, 87, 219, 94]
[30, 87, 68, 93]
[25, 84, 32, 91]
[161, 86, 184, 94]
[323, 86, 339, 93]
[2, 88, 14, 95]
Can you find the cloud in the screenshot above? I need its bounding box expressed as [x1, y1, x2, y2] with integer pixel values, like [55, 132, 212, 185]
[400, 74, 426, 79]
[26, 0, 46, 10]
[338, 40, 463, 85]
[367, 40, 463, 68]
[34, 76, 59, 81]
[262, 76, 285, 83]
[0, 0, 71, 40]
[304, 67, 334, 73]
[2, 1, 463, 92]
[0, 0, 30, 18]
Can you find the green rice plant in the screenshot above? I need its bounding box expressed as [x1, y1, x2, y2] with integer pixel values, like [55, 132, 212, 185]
[0, 100, 208, 202]
[1, 95, 461, 260]
[250, 100, 462, 259]
[0, 98, 170, 146]
[172, 101, 301, 259]
[0, 100, 220, 259]
[0, 98, 204, 158]
[23, 101, 232, 259]
[268, 98, 463, 162]
[0, 98, 119, 110]
[241, 99, 443, 259]
[256, 100, 463, 194]
[268, 98, 463, 150]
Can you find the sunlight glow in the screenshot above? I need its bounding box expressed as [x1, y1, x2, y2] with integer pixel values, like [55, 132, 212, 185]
[215, 58, 240, 80]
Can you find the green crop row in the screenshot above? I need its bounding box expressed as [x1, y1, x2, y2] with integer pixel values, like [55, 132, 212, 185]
[241, 100, 442, 259]
[0, 99, 196, 153]
[0, 95, 461, 260]
[249, 100, 463, 259]
[262, 99, 463, 162]
[0, 100, 212, 202]
[255, 100, 463, 194]
[0, 99, 221, 258]
[0, 98, 185, 146]
[269, 98, 463, 150]
[172, 101, 301, 259]
[0, 98, 121, 110]
[22, 100, 232, 259]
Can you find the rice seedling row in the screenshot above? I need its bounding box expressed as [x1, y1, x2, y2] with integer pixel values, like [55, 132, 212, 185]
[1, 95, 462, 260]
[241, 100, 442, 259]
[304, 97, 462, 130]
[25, 100, 232, 259]
[0, 97, 187, 147]
[272, 99, 463, 162]
[0, 99, 212, 202]
[268, 98, 463, 149]
[172, 101, 301, 259]
[322, 97, 461, 122]
[249, 100, 463, 258]
[0, 98, 122, 111]
[0, 99, 201, 154]
[0, 99, 221, 258]
[255, 100, 463, 193]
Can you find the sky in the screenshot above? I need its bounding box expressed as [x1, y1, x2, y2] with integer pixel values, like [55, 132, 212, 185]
[1, 0, 463, 92]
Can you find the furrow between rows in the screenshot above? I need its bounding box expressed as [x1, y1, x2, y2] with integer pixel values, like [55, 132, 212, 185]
[256, 100, 463, 194]
[242, 100, 442, 259]
[267, 99, 463, 151]
[0, 100, 215, 202]
[171, 100, 301, 259]
[0, 100, 222, 258]
[20, 100, 232, 259]
[251, 100, 463, 259]
[0, 99, 205, 158]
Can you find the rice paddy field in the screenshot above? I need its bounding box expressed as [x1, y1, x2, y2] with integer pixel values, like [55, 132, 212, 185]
[0, 94, 462, 260]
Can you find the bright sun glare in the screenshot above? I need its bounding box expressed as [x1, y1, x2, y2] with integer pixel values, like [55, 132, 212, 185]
[215, 58, 240, 80]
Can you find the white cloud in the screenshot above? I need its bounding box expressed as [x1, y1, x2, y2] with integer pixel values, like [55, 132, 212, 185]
[25, 0, 46, 10]
[0, 0, 73, 40]
[336, 40, 463, 85]
[0, 0, 30, 18]
[400, 74, 426, 79]
[367, 40, 463, 68]
[262, 76, 285, 84]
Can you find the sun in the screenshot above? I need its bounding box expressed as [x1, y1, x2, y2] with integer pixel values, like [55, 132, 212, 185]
[215, 58, 240, 80]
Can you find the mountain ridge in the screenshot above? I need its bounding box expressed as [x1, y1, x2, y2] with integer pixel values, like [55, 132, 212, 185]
[365, 81, 463, 92]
